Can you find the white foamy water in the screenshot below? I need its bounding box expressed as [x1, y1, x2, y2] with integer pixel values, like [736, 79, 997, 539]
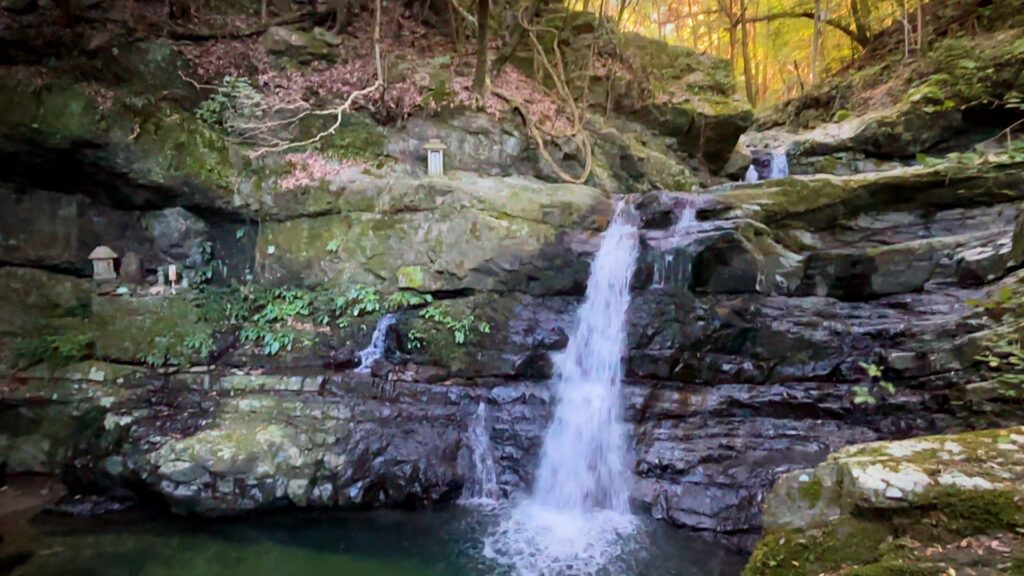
[460, 402, 501, 505]
[356, 313, 396, 372]
[485, 202, 641, 574]
[770, 151, 790, 179]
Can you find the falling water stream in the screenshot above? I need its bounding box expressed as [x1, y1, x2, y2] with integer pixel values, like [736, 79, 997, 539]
[485, 202, 642, 574]
[6, 201, 750, 576]
[460, 402, 501, 505]
[356, 313, 397, 372]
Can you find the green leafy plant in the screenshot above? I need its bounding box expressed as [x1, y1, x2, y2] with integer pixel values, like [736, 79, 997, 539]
[196, 75, 262, 130]
[969, 283, 1024, 399]
[385, 290, 433, 311]
[419, 305, 491, 345]
[852, 362, 895, 405]
[15, 329, 93, 368]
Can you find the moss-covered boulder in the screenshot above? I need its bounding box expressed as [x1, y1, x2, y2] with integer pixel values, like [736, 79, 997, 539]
[744, 427, 1024, 576]
[0, 79, 243, 214]
[703, 159, 1024, 232]
[0, 361, 145, 473]
[257, 172, 611, 294]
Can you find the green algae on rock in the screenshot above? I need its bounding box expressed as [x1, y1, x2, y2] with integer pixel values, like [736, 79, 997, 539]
[744, 428, 1024, 576]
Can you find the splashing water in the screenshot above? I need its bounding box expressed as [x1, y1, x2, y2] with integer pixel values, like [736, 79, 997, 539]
[460, 402, 502, 505]
[744, 165, 759, 183]
[356, 313, 396, 372]
[485, 202, 641, 574]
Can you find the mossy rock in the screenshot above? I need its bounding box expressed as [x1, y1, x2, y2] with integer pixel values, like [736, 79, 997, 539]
[257, 173, 610, 293]
[88, 295, 214, 366]
[746, 427, 1024, 576]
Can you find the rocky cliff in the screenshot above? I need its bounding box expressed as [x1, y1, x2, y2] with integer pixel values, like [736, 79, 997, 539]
[1, 0, 1023, 552]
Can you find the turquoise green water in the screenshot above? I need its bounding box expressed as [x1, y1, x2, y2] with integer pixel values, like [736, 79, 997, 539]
[12, 506, 748, 576]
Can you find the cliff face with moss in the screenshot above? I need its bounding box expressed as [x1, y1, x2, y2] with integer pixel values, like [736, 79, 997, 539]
[1, 0, 1024, 556]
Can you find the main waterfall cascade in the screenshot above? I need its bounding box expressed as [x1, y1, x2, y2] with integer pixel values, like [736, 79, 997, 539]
[485, 201, 642, 574]
[356, 313, 397, 372]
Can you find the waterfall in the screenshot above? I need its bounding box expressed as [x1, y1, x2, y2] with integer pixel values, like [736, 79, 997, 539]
[485, 201, 641, 574]
[356, 313, 397, 372]
[460, 402, 501, 504]
[650, 198, 699, 289]
[744, 150, 789, 182]
[769, 151, 790, 179]
[532, 202, 639, 512]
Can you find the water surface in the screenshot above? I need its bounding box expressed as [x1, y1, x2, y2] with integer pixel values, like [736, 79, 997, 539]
[14, 506, 748, 576]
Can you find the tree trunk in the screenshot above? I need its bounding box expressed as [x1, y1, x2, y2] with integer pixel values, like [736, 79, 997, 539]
[850, 0, 868, 44]
[739, 0, 756, 106]
[917, 0, 925, 53]
[810, 0, 821, 85]
[473, 0, 491, 94]
[728, 0, 737, 66]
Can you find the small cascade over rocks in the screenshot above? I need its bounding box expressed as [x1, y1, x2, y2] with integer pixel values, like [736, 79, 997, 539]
[649, 195, 701, 290]
[460, 402, 501, 505]
[745, 149, 789, 182]
[485, 200, 641, 574]
[356, 313, 397, 372]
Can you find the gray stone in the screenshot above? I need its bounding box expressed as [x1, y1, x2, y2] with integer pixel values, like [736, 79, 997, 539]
[119, 252, 144, 285]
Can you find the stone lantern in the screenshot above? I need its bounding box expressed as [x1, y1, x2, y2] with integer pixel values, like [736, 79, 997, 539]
[88, 245, 118, 281]
[424, 139, 447, 176]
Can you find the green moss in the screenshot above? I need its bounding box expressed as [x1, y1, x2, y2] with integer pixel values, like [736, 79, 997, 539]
[294, 112, 385, 163]
[798, 477, 824, 507]
[743, 518, 891, 576]
[918, 487, 1024, 535]
[396, 266, 425, 289]
[848, 562, 943, 576]
[0, 81, 106, 145]
[89, 296, 215, 367]
[133, 103, 239, 194]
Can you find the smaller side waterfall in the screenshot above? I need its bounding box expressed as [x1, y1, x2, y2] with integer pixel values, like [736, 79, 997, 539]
[745, 149, 789, 182]
[356, 313, 397, 372]
[650, 197, 699, 289]
[769, 151, 790, 179]
[460, 402, 501, 504]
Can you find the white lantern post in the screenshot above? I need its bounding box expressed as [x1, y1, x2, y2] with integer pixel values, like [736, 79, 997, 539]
[424, 139, 447, 177]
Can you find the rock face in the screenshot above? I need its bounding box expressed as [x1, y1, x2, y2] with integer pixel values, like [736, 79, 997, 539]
[1, 24, 1023, 552]
[256, 172, 611, 293]
[744, 428, 1024, 575]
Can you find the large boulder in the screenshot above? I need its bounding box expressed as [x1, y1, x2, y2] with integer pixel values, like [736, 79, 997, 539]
[256, 172, 611, 294]
[744, 428, 1024, 576]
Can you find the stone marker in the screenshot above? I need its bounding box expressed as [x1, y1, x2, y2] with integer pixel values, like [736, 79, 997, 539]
[120, 251, 143, 285]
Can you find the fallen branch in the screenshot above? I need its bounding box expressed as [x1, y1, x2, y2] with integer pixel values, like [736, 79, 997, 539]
[164, 10, 319, 40]
[252, 0, 384, 156]
[493, 87, 593, 185]
[506, 4, 593, 184]
[449, 0, 477, 28]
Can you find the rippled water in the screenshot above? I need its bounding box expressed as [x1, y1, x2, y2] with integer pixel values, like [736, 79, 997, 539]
[11, 507, 748, 576]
